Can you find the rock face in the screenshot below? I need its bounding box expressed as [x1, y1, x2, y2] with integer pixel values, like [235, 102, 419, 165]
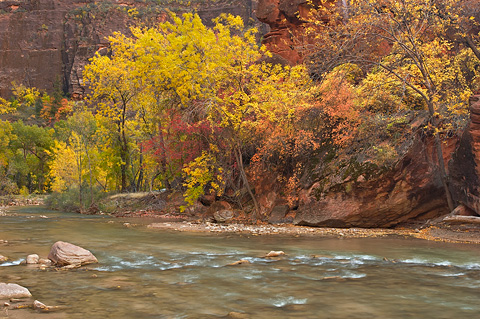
[0, 283, 32, 299]
[256, 0, 335, 64]
[449, 95, 480, 214]
[291, 133, 457, 228]
[268, 205, 291, 224]
[47, 241, 98, 266]
[0, 0, 261, 99]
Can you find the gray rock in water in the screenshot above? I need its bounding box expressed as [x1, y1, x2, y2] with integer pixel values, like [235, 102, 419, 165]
[26, 254, 39, 264]
[0, 283, 32, 299]
[48, 241, 98, 266]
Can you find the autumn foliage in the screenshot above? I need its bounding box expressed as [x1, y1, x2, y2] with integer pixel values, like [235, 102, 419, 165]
[1, 0, 478, 217]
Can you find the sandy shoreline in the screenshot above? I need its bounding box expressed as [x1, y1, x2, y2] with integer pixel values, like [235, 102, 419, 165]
[138, 220, 480, 244]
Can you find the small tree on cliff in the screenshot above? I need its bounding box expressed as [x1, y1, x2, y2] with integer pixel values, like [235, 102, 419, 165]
[302, 0, 475, 211]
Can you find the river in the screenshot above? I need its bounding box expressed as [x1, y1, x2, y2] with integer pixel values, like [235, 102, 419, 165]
[1, 206, 480, 318]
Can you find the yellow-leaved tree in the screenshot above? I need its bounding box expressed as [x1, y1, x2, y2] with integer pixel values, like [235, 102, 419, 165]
[84, 12, 317, 220]
[301, 0, 477, 211]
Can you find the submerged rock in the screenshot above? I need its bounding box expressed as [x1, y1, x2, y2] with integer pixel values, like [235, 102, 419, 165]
[48, 241, 98, 267]
[227, 259, 251, 266]
[228, 311, 250, 318]
[265, 251, 285, 257]
[0, 283, 32, 299]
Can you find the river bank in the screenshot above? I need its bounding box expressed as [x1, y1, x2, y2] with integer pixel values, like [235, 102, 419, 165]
[91, 191, 480, 244]
[4, 203, 480, 244]
[0, 195, 44, 208]
[4, 199, 480, 246]
[122, 218, 480, 244]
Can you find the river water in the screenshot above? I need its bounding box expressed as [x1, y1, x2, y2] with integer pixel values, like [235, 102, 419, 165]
[1, 207, 480, 318]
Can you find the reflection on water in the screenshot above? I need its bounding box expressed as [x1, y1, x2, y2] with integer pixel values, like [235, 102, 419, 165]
[1, 207, 480, 318]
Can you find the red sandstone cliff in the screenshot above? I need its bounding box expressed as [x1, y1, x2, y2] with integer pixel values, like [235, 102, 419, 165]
[255, 0, 336, 64]
[256, 130, 459, 228]
[449, 95, 480, 214]
[0, 0, 261, 98]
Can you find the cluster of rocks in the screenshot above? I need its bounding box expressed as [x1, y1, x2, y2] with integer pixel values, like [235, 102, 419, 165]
[0, 283, 62, 312]
[7, 200, 42, 206]
[0, 241, 98, 270]
[147, 221, 410, 237]
[0, 241, 98, 313]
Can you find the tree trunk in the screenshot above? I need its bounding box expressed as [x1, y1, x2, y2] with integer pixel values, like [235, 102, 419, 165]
[433, 132, 455, 211]
[119, 101, 129, 192]
[136, 145, 144, 191]
[78, 153, 83, 212]
[428, 101, 455, 212]
[157, 122, 171, 190]
[119, 136, 128, 192]
[465, 35, 480, 62]
[341, 0, 349, 21]
[86, 148, 93, 207]
[234, 146, 261, 221]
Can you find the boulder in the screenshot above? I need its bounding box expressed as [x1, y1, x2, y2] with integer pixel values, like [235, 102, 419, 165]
[47, 241, 98, 267]
[213, 210, 235, 223]
[268, 205, 291, 224]
[26, 254, 39, 264]
[0, 283, 32, 299]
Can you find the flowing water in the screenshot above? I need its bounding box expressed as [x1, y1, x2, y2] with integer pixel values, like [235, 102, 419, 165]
[1, 207, 480, 318]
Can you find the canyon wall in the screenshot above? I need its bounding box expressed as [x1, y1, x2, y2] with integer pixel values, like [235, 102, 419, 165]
[449, 95, 480, 214]
[0, 0, 261, 98]
[256, 0, 336, 65]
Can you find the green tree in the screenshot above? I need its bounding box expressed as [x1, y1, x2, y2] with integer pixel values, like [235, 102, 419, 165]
[9, 121, 54, 193]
